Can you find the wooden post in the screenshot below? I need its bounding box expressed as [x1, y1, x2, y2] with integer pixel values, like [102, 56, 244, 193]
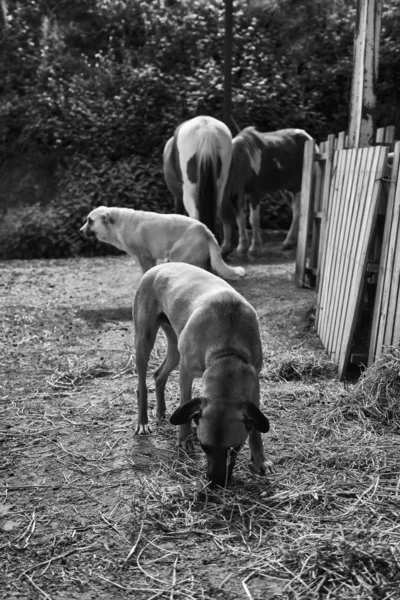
[348, 0, 382, 148]
[223, 0, 233, 131]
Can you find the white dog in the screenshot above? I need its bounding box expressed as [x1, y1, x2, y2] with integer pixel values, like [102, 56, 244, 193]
[80, 206, 245, 280]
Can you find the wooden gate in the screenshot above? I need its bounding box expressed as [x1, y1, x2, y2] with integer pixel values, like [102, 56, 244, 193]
[316, 146, 389, 377]
[369, 141, 400, 363]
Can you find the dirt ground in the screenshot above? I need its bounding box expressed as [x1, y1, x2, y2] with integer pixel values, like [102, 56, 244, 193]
[1, 241, 398, 600]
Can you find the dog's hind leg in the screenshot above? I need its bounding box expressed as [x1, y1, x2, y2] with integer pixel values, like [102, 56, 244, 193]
[169, 230, 208, 269]
[134, 293, 160, 434]
[136, 252, 157, 274]
[154, 321, 180, 420]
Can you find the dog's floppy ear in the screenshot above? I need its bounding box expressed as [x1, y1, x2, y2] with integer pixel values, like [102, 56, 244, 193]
[100, 210, 114, 225]
[170, 397, 205, 425]
[242, 401, 270, 433]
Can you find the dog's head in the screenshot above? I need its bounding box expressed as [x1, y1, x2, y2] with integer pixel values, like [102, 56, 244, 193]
[170, 396, 269, 487]
[80, 207, 115, 242]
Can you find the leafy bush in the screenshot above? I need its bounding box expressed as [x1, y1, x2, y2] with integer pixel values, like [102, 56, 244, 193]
[0, 151, 170, 259]
[1, 0, 399, 259]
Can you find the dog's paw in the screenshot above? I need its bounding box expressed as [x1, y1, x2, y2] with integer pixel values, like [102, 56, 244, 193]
[231, 266, 246, 279]
[177, 438, 195, 453]
[251, 458, 275, 475]
[135, 423, 152, 435]
[156, 410, 166, 420]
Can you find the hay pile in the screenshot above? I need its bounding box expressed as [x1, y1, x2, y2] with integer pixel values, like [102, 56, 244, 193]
[353, 345, 400, 426]
[2, 339, 400, 599]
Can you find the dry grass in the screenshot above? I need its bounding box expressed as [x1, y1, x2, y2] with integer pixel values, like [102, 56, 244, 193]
[352, 346, 400, 426]
[1, 259, 400, 600]
[2, 342, 400, 600]
[263, 349, 338, 382]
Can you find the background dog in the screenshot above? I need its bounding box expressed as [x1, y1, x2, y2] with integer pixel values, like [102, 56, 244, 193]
[133, 262, 272, 487]
[80, 206, 245, 280]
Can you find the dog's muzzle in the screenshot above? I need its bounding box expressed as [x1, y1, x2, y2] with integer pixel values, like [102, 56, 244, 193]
[206, 449, 238, 488]
[80, 224, 96, 239]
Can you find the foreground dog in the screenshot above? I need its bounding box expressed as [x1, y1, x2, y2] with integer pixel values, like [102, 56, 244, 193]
[133, 263, 271, 487]
[80, 206, 244, 280]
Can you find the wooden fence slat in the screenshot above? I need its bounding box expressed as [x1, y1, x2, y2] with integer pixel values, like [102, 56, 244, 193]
[323, 149, 354, 353]
[376, 127, 385, 144]
[368, 141, 400, 362]
[337, 147, 389, 377]
[384, 126, 396, 145]
[316, 135, 336, 291]
[337, 131, 347, 150]
[382, 170, 400, 347]
[318, 149, 345, 344]
[295, 140, 317, 286]
[308, 144, 326, 275]
[328, 148, 364, 355]
[317, 150, 348, 346]
[316, 150, 339, 338]
[335, 147, 379, 362]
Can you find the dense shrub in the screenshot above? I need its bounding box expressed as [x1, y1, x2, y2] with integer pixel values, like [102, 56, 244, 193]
[1, 0, 399, 259]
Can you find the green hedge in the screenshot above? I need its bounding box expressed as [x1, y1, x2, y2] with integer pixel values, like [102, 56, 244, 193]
[1, 0, 399, 259]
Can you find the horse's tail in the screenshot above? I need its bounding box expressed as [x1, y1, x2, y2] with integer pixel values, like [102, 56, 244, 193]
[218, 161, 237, 226]
[204, 226, 245, 281]
[197, 139, 219, 235]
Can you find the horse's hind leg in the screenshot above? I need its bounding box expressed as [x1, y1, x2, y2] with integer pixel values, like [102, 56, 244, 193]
[236, 193, 249, 255]
[249, 196, 263, 256]
[282, 191, 300, 250]
[174, 194, 185, 215]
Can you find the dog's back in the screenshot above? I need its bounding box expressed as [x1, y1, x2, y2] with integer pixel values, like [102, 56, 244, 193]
[133, 262, 269, 485]
[134, 263, 261, 368]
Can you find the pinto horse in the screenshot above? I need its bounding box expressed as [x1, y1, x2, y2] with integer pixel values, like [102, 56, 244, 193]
[163, 116, 233, 237]
[220, 127, 315, 255]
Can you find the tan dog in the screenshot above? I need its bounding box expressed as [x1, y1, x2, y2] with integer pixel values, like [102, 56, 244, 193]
[80, 206, 245, 280]
[133, 262, 271, 487]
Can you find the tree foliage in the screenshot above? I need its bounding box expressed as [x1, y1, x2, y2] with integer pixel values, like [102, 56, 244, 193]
[0, 0, 399, 258]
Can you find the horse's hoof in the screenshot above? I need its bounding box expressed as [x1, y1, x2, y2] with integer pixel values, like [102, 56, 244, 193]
[221, 245, 233, 257]
[235, 246, 249, 256]
[282, 241, 295, 251]
[249, 245, 263, 257]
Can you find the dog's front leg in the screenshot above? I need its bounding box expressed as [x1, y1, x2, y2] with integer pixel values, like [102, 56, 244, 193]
[249, 429, 274, 474]
[177, 366, 194, 452]
[249, 378, 274, 474]
[136, 253, 157, 274]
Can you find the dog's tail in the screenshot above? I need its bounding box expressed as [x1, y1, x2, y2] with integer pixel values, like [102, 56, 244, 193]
[204, 227, 245, 281]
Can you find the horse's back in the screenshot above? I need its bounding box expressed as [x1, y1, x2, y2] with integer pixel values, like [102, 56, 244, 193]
[171, 116, 233, 235]
[236, 127, 313, 193]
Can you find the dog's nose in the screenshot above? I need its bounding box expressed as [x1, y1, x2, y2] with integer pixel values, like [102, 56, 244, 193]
[80, 224, 94, 238]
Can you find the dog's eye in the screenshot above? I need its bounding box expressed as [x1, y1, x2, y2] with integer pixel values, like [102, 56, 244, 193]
[88, 218, 93, 226]
[244, 418, 254, 431]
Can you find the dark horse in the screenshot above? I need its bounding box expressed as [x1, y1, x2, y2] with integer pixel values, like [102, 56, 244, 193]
[220, 127, 315, 255]
[163, 116, 232, 237]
